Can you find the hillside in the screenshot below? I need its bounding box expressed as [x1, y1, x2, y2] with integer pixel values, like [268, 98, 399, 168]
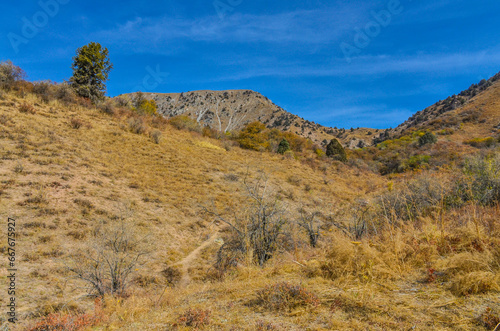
[0, 75, 499, 330]
[118, 90, 378, 149]
[392, 72, 500, 139]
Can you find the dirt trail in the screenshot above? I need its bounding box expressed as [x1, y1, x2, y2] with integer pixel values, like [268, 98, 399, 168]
[175, 232, 219, 287]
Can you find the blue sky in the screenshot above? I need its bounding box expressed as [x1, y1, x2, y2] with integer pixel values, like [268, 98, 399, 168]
[1, 0, 500, 128]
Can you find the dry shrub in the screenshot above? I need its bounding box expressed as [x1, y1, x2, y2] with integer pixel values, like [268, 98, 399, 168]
[318, 235, 392, 281]
[150, 129, 162, 144]
[438, 251, 494, 275]
[128, 117, 146, 134]
[477, 307, 500, 329]
[255, 282, 319, 311]
[65, 221, 148, 297]
[55, 83, 78, 104]
[255, 320, 284, 330]
[70, 118, 84, 129]
[449, 271, 499, 296]
[175, 308, 211, 328]
[169, 115, 201, 133]
[133, 274, 160, 288]
[98, 100, 116, 115]
[114, 96, 130, 108]
[161, 266, 182, 287]
[19, 102, 36, 114]
[28, 299, 102, 331]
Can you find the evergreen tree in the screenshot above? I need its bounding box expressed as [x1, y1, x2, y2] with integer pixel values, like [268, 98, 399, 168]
[418, 131, 437, 147]
[277, 138, 291, 154]
[326, 139, 347, 162]
[70, 42, 113, 102]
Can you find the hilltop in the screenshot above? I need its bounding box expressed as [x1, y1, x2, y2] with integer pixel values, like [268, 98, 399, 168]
[119, 90, 378, 149]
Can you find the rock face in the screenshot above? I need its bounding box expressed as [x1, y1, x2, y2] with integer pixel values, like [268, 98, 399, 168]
[119, 89, 374, 148]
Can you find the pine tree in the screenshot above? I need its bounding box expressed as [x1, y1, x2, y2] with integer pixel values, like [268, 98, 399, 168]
[70, 42, 113, 102]
[326, 139, 347, 162]
[277, 138, 291, 154]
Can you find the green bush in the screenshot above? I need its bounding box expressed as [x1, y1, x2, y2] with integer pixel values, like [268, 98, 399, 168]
[326, 139, 347, 162]
[277, 138, 290, 154]
[403, 155, 431, 171]
[418, 132, 437, 146]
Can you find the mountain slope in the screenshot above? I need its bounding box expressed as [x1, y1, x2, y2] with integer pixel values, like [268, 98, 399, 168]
[119, 90, 378, 148]
[393, 72, 500, 139]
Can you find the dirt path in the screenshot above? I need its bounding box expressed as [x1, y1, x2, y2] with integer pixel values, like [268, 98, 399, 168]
[174, 232, 219, 287]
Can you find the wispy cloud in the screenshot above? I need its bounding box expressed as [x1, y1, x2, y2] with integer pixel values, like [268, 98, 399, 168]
[204, 49, 500, 81]
[95, 6, 361, 50]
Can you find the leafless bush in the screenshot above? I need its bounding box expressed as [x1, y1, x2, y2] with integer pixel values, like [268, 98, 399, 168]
[297, 208, 321, 247]
[114, 96, 130, 108]
[378, 176, 448, 223]
[0, 60, 26, 90]
[70, 118, 84, 129]
[128, 117, 146, 134]
[19, 102, 36, 114]
[33, 80, 56, 103]
[203, 173, 289, 270]
[55, 83, 78, 104]
[150, 130, 162, 144]
[98, 99, 116, 115]
[65, 221, 149, 297]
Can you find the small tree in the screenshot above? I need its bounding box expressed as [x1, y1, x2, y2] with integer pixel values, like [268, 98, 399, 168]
[326, 139, 347, 162]
[69, 42, 113, 102]
[418, 131, 437, 147]
[277, 138, 290, 154]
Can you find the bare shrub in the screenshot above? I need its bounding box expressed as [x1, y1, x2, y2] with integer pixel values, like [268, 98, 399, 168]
[297, 208, 321, 247]
[114, 96, 130, 108]
[97, 99, 116, 115]
[70, 118, 84, 129]
[128, 117, 146, 134]
[203, 173, 289, 271]
[150, 130, 162, 144]
[33, 80, 56, 103]
[66, 221, 149, 297]
[55, 82, 78, 104]
[0, 60, 26, 90]
[19, 102, 36, 114]
[175, 308, 211, 328]
[255, 282, 319, 311]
